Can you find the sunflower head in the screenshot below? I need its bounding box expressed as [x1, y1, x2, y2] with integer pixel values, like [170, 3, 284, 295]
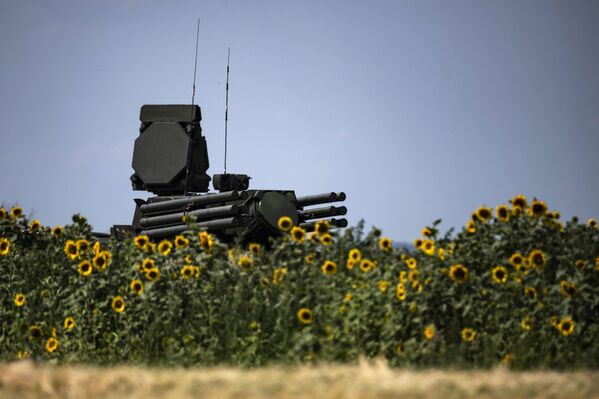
[511, 194, 528, 210]
[93, 252, 109, 270]
[359, 259, 374, 273]
[476, 206, 492, 222]
[297, 308, 314, 324]
[157, 240, 173, 256]
[78, 260, 93, 276]
[528, 249, 547, 268]
[63, 317, 76, 331]
[134, 235, 150, 250]
[180, 265, 195, 279]
[305, 254, 315, 264]
[272, 267, 287, 284]
[424, 324, 436, 341]
[520, 316, 533, 331]
[314, 220, 330, 236]
[111, 296, 126, 313]
[30, 325, 42, 340]
[45, 337, 59, 353]
[575, 259, 586, 270]
[348, 248, 361, 261]
[10, 206, 23, 219]
[378, 280, 390, 293]
[259, 276, 270, 288]
[0, 238, 11, 256]
[238, 255, 253, 270]
[52, 226, 64, 238]
[413, 238, 423, 249]
[64, 240, 79, 260]
[378, 237, 392, 252]
[320, 233, 333, 246]
[495, 205, 510, 222]
[449, 264, 469, 284]
[145, 267, 161, 282]
[130, 279, 144, 295]
[277, 216, 293, 232]
[491, 266, 508, 284]
[466, 220, 476, 234]
[588, 218, 598, 229]
[530, 200, 548, 217]
[558, 317, 575, 336]
[559, 280, 577, 297]
[0, 208, 6, 221]
[396, 285, 407, 301]
[421, 227, 432, 237]
[173, 235, 189, 249]
[290, 226, 306, 243]
[248, 242, 261, 255]
[322, 260, 338, 276]
[509, 253, 524, 268]
[461, 327, 476, 342]
[198, 231, 215, 253]
[141, 257, 155, 271]
[76, 239, 90, 253]
[29, 219, 42, 231]
[523, 286, 537, 300]
[346, 258, 356, 270]
[14, 293, 25, 307]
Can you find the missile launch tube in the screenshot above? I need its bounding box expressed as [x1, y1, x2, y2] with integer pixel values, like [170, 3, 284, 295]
[140, 204, 244, 228]
[141, 216, 247, 238]
[139, 191, 247, 214]
[300, 218, 348, 231]
[296, 192, 346, 207]
[298, 206, 347, 221]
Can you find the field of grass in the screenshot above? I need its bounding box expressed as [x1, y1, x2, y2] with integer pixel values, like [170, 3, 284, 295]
[2, 360, 599, 399]
[1, 195, 598, 369]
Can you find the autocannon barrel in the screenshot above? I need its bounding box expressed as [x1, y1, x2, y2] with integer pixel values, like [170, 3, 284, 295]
[296, 192, 346, 207]
[300, 217, 348, 231]
[140, 216, 249, 238]
[139, 204, 245, 228]
[139, 191, 248, 214]
[298, 206, 347, 221]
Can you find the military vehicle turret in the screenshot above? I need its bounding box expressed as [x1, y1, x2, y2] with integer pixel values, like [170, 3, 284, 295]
[107, 104, 347, 243]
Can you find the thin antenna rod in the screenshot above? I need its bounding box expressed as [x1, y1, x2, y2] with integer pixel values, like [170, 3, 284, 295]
[224, 47, 230, 174]
[191, 18, 200, 106]
[184, 19, 200, 195]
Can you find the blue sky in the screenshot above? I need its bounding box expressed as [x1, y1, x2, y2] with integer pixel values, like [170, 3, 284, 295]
[1, 0, 598, 241]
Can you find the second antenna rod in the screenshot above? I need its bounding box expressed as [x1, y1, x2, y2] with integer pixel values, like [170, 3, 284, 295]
[224, 47, 230, 174]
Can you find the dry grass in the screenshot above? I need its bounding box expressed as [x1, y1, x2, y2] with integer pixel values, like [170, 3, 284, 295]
[1, 360, 598, 399]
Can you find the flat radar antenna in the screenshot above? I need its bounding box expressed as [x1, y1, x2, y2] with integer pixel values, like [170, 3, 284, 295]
[224, 47, 230, 174]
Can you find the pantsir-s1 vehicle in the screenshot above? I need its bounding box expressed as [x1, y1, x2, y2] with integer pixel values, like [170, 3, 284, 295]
[106, 104, 347, 243]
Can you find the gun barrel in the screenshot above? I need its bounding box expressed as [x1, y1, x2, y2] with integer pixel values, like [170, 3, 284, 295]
[139, 204, 245, 228]
[300, 217, 348, 231]
[298, 205, 347, 221]
[139, 191, 247, 214]
[141, 216, 248, 238]
[296, 192, 346, 207]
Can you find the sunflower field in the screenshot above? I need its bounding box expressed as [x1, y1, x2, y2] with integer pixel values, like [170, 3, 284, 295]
[1, 195, 598, 369]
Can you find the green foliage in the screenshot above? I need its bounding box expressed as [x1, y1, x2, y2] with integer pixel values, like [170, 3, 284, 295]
[1, 198, 598, 369]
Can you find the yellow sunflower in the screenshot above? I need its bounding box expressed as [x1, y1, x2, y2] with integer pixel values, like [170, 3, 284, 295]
[320, 233, 333, 246]
[314, 220, 330, 236]
[198, 231, 215, 253]
[344, 292, 353, 302]
[141, 257, 155, 271]
[476, 206, 492, 222]
[10, 206, 23, 219]
[511, 194, 528, 210]
[413, 238, 423, 249]
[588, 218, 598, 229]
[348, 248, 361, 261]
[423, 324, 436, 341]
[396, 284, 407, 301]
[346, 258, 356, 270]
[0, 238, 10, 256]
[51, 225, 64, 238]
[63, 240, 78, 260]
[277, 216, 293, 232]
[29, 219, 42, 231]
[130, 279, 144, 295]
[259, 276, 270, 288]
[399, 271, 407, 283]
[134, 235, 150, 250]
[78, 260, 93, 276]
[157, 240, 172, 256]
[92, 252, 109, 270]
[359, 258, 374, 273]
[521, 316, 533, 331]
[495, 205, 510, 222]
[30, 325, 42, 340]
[529, 200, 547, 217]
[238, 255, 253, 270]
[272, 267, 287, 284]
[45, 337, 59, 353]
[248, 242, 261, 255]
[523, 286, 537, 300]
[173, 235, 189, 250]
[405, 257, 417, 269]
[449, 264, 469, 283]
[0, 208, 6, 221]
[145, 267, 161, 282]
[559, 280, 577, 297]
[180, 265, 195, 279]
[491, 265, 508, 284]
[421, 239, 435, 256]
[14, 293, 25, 307]
[421, 227, 432, 237]
[509, 253, 525, 269]
[111, 296, 126, 313]
[466, 220, 476, 234]
[63, 317, 76, 331]
[558, 317, 575, 336]
[528, 249, 547, 268]
[379, 237, 392, 252]
[297, 308, 314, 324]
[76, 239, 90, 253]
[378, 280, 390, 293]
[461, 327, 476, 342]
[305, 254, 315, 264]
[575, 259, 586, 270]
[290, 226, 306, 243]
[322, 260, 338, 276]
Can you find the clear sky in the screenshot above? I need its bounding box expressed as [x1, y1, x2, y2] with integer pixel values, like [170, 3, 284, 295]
[1, 0, 598, 241]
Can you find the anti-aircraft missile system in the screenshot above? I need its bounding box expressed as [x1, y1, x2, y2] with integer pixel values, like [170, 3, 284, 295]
[108, 104, 347, 243]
